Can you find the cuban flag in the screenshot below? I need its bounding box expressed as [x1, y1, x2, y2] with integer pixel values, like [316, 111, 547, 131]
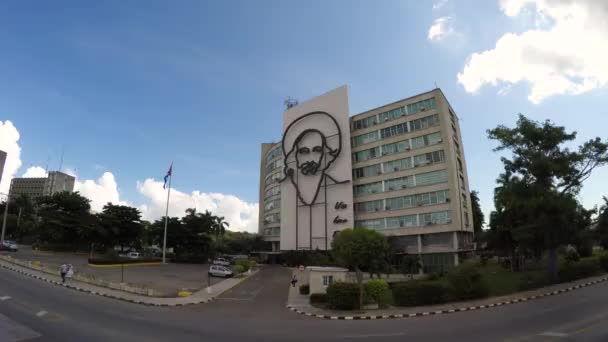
[163, 163, 173, 189]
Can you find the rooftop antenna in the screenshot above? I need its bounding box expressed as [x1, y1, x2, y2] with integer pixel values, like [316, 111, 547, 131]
[434, 81, 438, 89]
[284, 97, 299, 109]
[45, 156, 50, 176]
[58, 146, 65, 172]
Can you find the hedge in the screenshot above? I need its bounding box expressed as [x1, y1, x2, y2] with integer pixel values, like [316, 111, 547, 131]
[600, 255, 608, 272]
[310, 293, 328, 304]
[233, 264, 246, 274]
[446, 263, 489, 301]
[558, 258, 602, 283]
[234, 259, 251, 272]
[299, 284, 310, 295]
[392, 281, 447, 306]
[326, 282, 360, 310]
[364, 279, 391, 307]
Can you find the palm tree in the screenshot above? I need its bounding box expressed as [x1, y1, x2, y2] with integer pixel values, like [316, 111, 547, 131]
[213, 216, 229, 239]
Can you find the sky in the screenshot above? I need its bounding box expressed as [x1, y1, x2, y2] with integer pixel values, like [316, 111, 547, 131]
[1, 0, 607, 232]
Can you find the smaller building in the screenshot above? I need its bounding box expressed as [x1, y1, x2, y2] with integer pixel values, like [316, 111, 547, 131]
[305, 266, 349, 295]
[9, 171, 75, 199]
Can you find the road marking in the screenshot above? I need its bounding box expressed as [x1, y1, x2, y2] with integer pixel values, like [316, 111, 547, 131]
[36, 310, 48, 317]
[539, 332, 569, 338]
[340, 333, 406, 338]
[0, 296, 11, 301]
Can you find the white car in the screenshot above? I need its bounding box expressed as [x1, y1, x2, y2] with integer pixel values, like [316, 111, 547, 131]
[212, 257, 230, 266]
[126, 252, 140, 259]
[208, 265, 233, 278]
[1, 240, 18, 251]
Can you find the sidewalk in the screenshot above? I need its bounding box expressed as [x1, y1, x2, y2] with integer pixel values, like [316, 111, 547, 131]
[286, 271, 608, 319]
[0, 257, 258, 307]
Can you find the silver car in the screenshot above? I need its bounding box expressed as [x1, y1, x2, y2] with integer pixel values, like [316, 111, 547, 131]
[208, 265, 233, 278]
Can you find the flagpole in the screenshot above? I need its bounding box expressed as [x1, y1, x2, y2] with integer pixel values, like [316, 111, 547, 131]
[162, 173, 172, 264]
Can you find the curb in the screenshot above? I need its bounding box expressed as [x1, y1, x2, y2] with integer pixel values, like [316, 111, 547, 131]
[0, 263, 216, 307]
[286, 275, 608, 320]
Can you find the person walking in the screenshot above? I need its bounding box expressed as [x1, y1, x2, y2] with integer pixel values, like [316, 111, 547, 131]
[66, 264, 74, 283]
[60, 263, 68, 283]
[290, 274, 298, 288]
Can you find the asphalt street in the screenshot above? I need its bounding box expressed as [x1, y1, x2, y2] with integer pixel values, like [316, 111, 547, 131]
[1, 265, 608, 341]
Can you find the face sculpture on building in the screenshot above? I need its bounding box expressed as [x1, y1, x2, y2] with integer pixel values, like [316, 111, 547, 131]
[280, 111, 349, 206]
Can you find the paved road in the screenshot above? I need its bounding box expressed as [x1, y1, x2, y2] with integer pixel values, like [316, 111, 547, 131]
[7, 246, 223, 295]
[1, 265, 608, 341]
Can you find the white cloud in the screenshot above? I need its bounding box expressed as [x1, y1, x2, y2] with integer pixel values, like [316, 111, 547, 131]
[458, 0, 608, 103]
[433, 0, 448, 10]
[136, 178, 259, 233]
[75, 172, 126, 212]
[22, 166, 47, 178]
[428, 17, 454, 41]
[0, 120, 22, 194]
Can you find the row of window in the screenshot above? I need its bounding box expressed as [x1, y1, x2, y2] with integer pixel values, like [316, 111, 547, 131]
[353, 150, 445, 179]
[354, 190, 449, 213]
[265, 158, 282, 174]
[353, 169, 448, 196]
[264, 171, 282, 187]
[352, 114, 440, 147]
[265, 146, 282, 164]
[264, 186, 280, 199]
[264, 227, 280, 236]
[264, 212, 280, 225]
[352, 97, 437, 130]
[355, 210, 451, 231]
[264, 198, 281, 212]
[352, 132, 443, 163]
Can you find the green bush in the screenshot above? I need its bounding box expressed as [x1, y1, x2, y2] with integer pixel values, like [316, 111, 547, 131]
[564, 247, 581, 264]
[364, 279, 391, 307]
[299, 284, 310, 295]
[234, 259, 251, 272]
[446, 263, 489, 301]
[326, 282, 360, 310]
[249, 260, 258, 269]
[310, 293, 328, 304]
[600, 255, 608, 272]
[558, 258, 601, 283]
[392, 281, 447, 306]
[233, 264, 246, 274]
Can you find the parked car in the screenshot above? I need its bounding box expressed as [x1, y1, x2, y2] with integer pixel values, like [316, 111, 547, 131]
[208, 265, 233, 278]
[212, 257, 230, 266]
[126, 252, 140, 259]
[0, 240, 18, 252]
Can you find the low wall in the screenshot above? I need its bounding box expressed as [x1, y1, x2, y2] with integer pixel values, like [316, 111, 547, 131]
[0, 255, 156, 297]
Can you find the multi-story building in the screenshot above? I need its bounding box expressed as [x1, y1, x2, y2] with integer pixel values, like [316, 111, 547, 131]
[9, 171, 75, 199]
[0, 150, 6, 186]
[259, 86, 474, 272]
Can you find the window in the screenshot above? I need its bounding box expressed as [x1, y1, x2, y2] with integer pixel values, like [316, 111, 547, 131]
[353, 131, 379, 146]
[355, 199, 384, 213]
[379, 106, 407, 122]
[383, 157, 413, 173]
[266, 146, 282, 163]
[452, 123, 458, 136]
[353, 115, 378, 130]
[354, 182, 382, 196]
[356, 219, 385, 230]
[407, 97, 437, 115]
[422, 253, 454, 274]
[454, 139, 461, 156]
[381, 140, 410, 156]
[460, 175, 466, 190]
[264, 212, 280, 224]
[413, 150, 445, 167]
[386, 195, 414, 210]
[457, 158, 463, 172]
[264, 186, 280, 199]
[353, 147, 379, 162]
[353, 164, 381, 179]
[449, 109, 457, 124]
[461, 193, 468, 208]
[420, 211, 451, 225]
[464, 212, 470, 227]
[410, 114, 440, 132]
[380, 122, 408, 139]
[415, 170, 448, 186]
[322, 275, 334, 286]
[384, 175, 414, 191]
[386, 214, 417, 229]
[264, 198, 281, 212]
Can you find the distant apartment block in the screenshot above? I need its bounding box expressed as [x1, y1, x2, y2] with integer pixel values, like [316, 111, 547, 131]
[9, 171, 75, 199]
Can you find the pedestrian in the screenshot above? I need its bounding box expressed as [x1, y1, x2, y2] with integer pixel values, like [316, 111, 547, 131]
[66, 264, 74, 282]
[291, 274, 298, 288]
[60, 263, 68, 283]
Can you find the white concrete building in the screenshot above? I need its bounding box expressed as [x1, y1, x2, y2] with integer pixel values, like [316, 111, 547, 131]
[9, 171, 75, 199]
[259, 86, 474, 272]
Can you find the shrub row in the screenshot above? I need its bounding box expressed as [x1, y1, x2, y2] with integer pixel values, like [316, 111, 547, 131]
[326, 282, 360, 310]
[600, 255, 608, 272]
[558, 258, 603, 283]
[310, 293, 327, 304]
[391, 281, 446, 306]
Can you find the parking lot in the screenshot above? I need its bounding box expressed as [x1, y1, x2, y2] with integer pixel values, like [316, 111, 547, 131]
[5, 245, 226, 296]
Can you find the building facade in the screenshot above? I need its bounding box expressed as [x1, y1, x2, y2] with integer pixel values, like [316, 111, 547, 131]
[259, 87, 474, 271]
[0, 150, 6, 186]
[9, 171, 75, 199]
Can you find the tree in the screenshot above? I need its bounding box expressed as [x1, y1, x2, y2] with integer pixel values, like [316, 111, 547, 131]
[470, 191, 485, 243]
[400, 254, 421, 279]
[36, 191, 97, 250]
[597, 197, 608, 249]
[488, 114, 608, 280]
[97, 203, 144, 252]
[212, 216, 229, 239]
[331, 228, 390, 309]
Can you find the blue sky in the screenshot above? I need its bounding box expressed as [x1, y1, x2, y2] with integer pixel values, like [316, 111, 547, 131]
[1, 0, 607, 231]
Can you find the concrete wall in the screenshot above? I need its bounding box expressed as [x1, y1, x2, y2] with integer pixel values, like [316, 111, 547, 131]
[308, 268, 348, 294]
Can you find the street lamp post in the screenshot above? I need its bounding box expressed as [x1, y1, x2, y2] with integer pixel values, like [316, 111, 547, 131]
[1, 192, 9, 245]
